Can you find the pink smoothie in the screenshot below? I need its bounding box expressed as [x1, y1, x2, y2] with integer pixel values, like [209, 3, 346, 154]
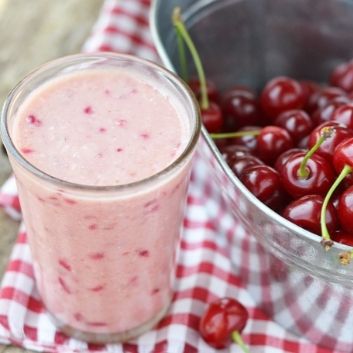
[9, 67, 194, 338]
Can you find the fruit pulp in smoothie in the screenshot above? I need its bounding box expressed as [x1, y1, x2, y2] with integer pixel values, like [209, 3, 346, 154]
[10, 67, 192, 337]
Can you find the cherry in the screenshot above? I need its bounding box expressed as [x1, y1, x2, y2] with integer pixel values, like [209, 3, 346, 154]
[279, 152, 335, 198]
[274, 148, 305, 172]
[256, 126, 294, 165]
[221, 86, 261, 130]
[331, 187, 353, 264]
[210, 127, 261, 154]
[332, 230, 353, 247]
[332, 192, 340, 210]
[330, 60, 353, 92]
[213, 137, 228, 150]
[311, 97, 350, 126]
[189, 78, 220, 103]
[260, 76, 305, 119]
[282, 195, 337, 235]
[300, 80, 320, 109]
[337, 185, 353, 233]
[331, 95, 352, 105]
[199, 297, 249, 351]
[320, 137, 353, 250]
[219, 144, 251, 164]
[240, 164, 286, 211]
[308, 121, 353, 163]
[297, 135, 309, 149]
[307, 86, 346, 113]
[173, 8, 223, 134]
[332, 103, 353, 129]
[201, 102, 224, 133]
[231, 126, 261, 153]
[230, 155, 264, 177]
[332, 137, 353, 173]
[274, 110, 313, 143]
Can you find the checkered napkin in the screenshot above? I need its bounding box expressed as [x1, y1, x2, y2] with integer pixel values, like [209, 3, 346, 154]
[0, 0, 343, 352]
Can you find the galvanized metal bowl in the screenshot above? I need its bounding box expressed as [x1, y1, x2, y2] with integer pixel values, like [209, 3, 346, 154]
[151, 0, 353, 351]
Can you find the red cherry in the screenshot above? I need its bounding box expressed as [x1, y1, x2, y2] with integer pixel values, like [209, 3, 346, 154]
[332, 137, 353, 173]
[188, 78, 220, 103]
[331, 95, 352, 105]
[282, 195, 338, 235]
[320, 138, 353, 250]
[213, 137, 228, 150]
[240, 164, 286, 211]
[332, 230, 353, 247]
[274, 110, 313, 143]
[256, 126, 294, 165]
[199, 297, 248, 349]
[260, 76, 305, 119]
[201, 102, 223, 133]
[307, 86, 346, 113]
[221, 86, 261, 130]
[308, 121, 353, 163]
[300, 80, 320, 109]
[219, 144, 251, 164]
[332, 103, 353, 129]
[274, 148, 305, 172]
[330, 60, 353, 92]
[337, 185, 353, 233]
[174, 15, 222, 133]
[279, 152, 335, 198]
[231, 126, 260, 153]
[311, 97, 350, 126]
[332, 192, 340, 210]
[230, 155, 264, 177]
[297, 135, 310, 149]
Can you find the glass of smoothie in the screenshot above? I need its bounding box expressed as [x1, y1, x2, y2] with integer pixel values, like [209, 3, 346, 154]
[0, 53, 200, 342]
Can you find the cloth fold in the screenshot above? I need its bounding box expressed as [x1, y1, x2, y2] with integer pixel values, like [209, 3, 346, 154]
[0, 1, 341, 352]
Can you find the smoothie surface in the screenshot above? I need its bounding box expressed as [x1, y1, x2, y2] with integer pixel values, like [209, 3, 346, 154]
[13, 69, 189, 186]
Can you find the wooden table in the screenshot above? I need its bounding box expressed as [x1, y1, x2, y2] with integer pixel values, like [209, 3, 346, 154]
[0, 1, 104, 351]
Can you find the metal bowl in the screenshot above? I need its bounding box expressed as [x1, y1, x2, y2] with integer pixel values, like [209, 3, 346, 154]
[151, 0, 353, 351]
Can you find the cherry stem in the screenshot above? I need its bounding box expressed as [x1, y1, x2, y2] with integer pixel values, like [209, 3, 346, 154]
[298, 127, 334, 179]
[231, 331, 250, 353]
[320, 164, 352, 250]
[175, 24, 188, 81]
[210, 130, 261, 140]
[172, 7, 209, 110]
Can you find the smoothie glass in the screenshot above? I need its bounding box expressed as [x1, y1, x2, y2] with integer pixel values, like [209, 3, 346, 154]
[0, 54, 200, 343]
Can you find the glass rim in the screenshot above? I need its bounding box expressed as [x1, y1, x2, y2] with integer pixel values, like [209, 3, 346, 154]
[1, 52, 201, 192]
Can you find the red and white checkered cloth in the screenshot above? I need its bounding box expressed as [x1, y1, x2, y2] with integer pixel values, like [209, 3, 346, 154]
[0, 1, 343, 352]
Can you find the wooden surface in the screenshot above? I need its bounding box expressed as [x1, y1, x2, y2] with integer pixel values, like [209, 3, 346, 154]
[0, 0, 104, 351]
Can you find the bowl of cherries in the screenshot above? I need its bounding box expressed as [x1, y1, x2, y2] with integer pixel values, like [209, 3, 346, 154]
[151, 0, 353, 351]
